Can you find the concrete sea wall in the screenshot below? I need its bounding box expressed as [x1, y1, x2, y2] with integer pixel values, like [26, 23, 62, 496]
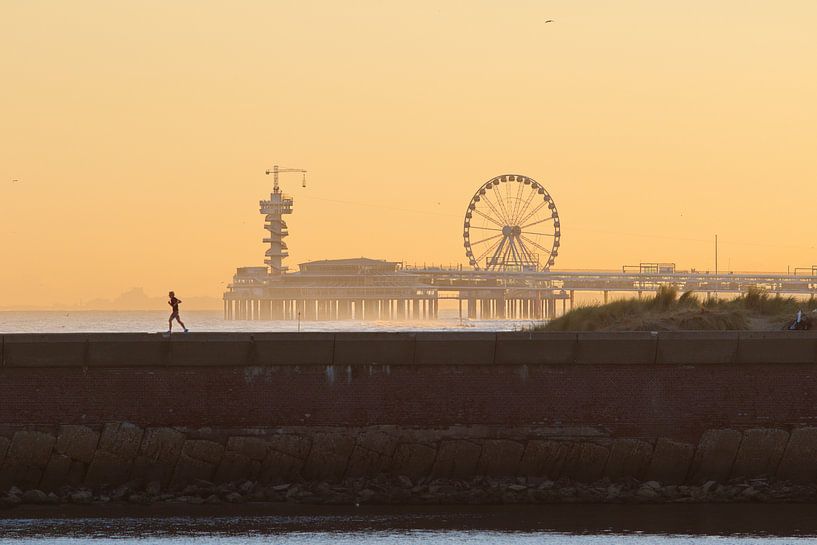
[1, 331, 817, 504]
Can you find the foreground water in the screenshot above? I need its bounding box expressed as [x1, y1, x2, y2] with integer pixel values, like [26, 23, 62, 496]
[2, 505, 817, 543]
[0, 310, 531, 334]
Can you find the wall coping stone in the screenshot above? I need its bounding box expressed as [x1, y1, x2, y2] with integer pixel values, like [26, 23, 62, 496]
[2, 331, 817, 367]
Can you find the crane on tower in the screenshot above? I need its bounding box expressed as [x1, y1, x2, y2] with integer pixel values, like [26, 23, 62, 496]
[265, 165, 307, 192]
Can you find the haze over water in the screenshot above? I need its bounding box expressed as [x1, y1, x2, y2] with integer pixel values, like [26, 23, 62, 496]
[0, 310, 533, 334]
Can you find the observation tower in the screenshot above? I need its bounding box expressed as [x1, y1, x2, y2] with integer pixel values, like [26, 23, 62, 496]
[260, 165, 305, 275]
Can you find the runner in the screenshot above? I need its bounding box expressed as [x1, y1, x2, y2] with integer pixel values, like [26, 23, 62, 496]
[168, 291, 189, 333]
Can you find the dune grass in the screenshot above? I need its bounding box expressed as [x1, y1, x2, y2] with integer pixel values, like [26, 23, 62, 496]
[539, 286, 817, 331]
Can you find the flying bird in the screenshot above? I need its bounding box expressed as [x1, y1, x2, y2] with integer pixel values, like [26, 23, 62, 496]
[11, 179, 20, 183]
[545, 19, 554, 23]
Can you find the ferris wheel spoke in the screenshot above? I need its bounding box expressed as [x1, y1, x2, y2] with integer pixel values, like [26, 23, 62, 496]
[488, 237, 511, 270]
[470, 232, 504, 247]
[520, 216, 555, 230]
[495, 239, 512, 269]
[517, 200, 549, 226]
[509, 181, 525, 225]
[473, 208, 505, 228]
[520, 234, 552, 255]
[519, 237, 540, 266]
[479, 193, 509, 226]
[484, 188, 513, 224]
[499, 184, 519, 221]
[524, 231, 555, 237]
[513, 188, 540, 225]
[475, 236, 503, 266]
[515, 237, 536, 263]
[468, 225, 503, 232]
[507, 238, 522, 265]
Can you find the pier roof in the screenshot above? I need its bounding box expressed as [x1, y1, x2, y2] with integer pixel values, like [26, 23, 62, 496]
[298, 258, 401, 274]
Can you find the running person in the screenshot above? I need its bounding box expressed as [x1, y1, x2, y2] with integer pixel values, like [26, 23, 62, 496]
[168, 291, 188, 333]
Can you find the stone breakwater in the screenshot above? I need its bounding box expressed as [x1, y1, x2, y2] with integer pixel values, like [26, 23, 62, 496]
[3, 423, 817, 508]
[2, 331, 817, 506]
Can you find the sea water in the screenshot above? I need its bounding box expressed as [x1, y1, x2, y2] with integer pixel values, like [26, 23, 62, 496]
[0, 310, 533, 334]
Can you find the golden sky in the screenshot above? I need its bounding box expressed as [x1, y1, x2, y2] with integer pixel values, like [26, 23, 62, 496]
[1, 1, 815, 308]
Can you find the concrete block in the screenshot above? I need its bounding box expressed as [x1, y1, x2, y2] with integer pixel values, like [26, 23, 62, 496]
[252, 333, 334, 366]
[561, 442, 610, 482]
[259, 445, 307, 483]
[477, 439, 524, 476]
[604, 439, 654, 480]
[226, 437, 269, 461]
[56, 425, 100, 463]
[266, 434, 311, 461]
[574, 332, 658, 365]
[494, 332, 577, 365]
[390, 443, 437, 480]
[689, 429, 742, 483]
[181, 440, 225, 465]
[519, 440, 572, 478]
[646, 438, 694, 484]
[85, 450, 132, 486]
[132, 428, 186, 485]
[170, 453, 216, 488]
[302, 433, 355, 481]
[0, 431, 54, 488]
[168, 333, 253, 366]
[333, 333, 416, 366]
[0, 464, 42, 489]
[346, 431, 399, 477]
[414, 333, 496, 365]
[6, 431, 55, 468]
[41, 454, 73, 490]
[731, 428, 789, 479]
[86, 333, 168, 367]
[4, 334, 88, 367]
[657, 332, 739, 365]
[139, 428, 186, 463]
[777, 427, 817, 482]
[214, 452, 260, 483]
[431, 439, 482, 479]
[0, 437, 10, 465]
[98, 422, 144, 460]
[737, 332, 817, 364]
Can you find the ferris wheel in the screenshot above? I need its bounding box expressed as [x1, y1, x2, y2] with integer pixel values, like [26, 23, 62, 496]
[463, 174, 560, 272]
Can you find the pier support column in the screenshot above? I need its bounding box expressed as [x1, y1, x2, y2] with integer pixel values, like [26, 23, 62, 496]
[496, 297, 505, 319]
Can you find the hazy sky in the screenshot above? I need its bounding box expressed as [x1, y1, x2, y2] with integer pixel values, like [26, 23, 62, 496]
[1, 1, 815, 307]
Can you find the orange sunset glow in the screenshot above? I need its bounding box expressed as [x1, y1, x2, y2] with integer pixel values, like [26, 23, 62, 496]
[1, 1, 815, 309]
